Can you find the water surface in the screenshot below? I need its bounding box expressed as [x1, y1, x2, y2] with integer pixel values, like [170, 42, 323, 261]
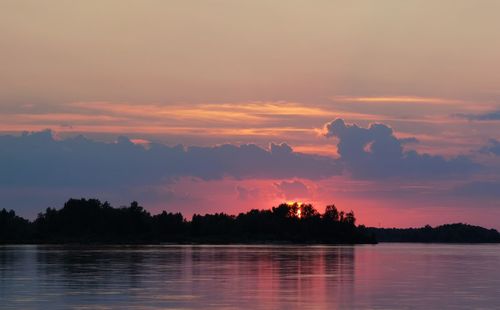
[0, 244, 499, 309]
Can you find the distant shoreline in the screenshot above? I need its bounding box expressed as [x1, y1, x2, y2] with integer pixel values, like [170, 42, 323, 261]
[366, 224, 500, 243]
[1, 241, 499, 246]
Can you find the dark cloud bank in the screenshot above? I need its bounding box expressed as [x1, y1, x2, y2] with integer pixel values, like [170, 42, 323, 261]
[0, 119, 482, 191]
[0, 130, 340, 189]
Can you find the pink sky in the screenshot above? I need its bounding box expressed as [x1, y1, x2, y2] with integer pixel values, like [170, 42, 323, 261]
[2, 1, 500, 228]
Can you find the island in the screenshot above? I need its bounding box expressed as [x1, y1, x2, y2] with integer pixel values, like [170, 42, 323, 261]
[1, 198, 499, 244]
[0, 198, 375, 244]
[367, 224, 500, 243]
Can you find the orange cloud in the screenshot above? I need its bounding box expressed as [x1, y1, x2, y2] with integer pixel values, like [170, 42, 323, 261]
[69, 101, 337, 123]
[333, 95, 461, 104]
[0, 99, 488, 160]
[0, 101, 347, 142]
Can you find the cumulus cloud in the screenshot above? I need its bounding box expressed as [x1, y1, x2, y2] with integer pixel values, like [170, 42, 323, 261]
[323, 119, 479, 179]
[235, 186, 260, 201]
[274, 180, 310, 200]
[0, 130, 341, 188]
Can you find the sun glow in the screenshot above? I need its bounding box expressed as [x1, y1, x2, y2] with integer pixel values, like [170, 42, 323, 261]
[286, 201, 303, 218]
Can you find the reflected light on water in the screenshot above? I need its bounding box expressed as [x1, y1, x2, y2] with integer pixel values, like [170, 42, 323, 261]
[0, 244, 499, 309]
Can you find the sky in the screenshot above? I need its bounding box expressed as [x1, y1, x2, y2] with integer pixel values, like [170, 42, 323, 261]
[2, 0, 500, 228]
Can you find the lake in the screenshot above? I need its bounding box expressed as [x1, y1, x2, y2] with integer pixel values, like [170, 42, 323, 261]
[0, 244, 499, 309]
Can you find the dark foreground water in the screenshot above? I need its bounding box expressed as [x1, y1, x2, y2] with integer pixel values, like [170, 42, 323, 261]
[0, 244, 499, 309]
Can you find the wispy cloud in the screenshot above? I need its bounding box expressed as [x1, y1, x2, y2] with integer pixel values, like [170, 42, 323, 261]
[454, 110, 500, 121]
[0, 99, 495, 161]
[69, 101, 337, 123]
[0, 101, 343, 137]
[333, 96, 461, 104]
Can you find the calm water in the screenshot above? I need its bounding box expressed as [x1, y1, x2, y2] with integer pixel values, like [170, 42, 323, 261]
[0, 244, 499, 309]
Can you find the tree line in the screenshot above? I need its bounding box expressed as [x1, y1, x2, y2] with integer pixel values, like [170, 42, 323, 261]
[0, 199, 375, 244]
[367, 224, 500, 243]
[2, 198, 499, 244]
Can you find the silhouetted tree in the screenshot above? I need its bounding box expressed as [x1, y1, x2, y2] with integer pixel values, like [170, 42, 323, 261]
[0, 209, 32, 243]
[301, 204, 320, 219]
[324, 204, 339, 222]
[272, 204, 295, 218]
[344, 211, 356, 226]
[152, 211, 186, 240]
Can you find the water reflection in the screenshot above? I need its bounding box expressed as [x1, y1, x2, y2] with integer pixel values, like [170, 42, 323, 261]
[0, 244, 499, 309]
[0, 245, 356, 309]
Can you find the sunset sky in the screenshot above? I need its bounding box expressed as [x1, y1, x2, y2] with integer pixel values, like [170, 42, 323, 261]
[2, 0, 500, 228]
